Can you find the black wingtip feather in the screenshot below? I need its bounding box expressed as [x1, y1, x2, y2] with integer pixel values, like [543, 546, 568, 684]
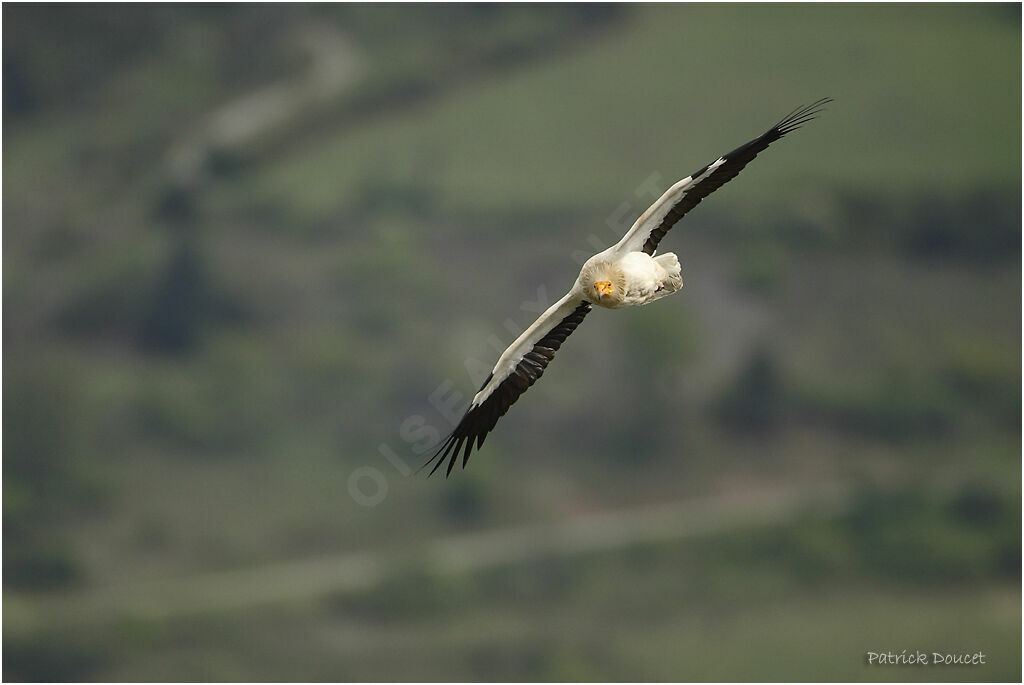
[460, 435, 473, 468]
[426, 436, 456, 477]
[445, 437, 463, 478]
[773, 97, 833, 136]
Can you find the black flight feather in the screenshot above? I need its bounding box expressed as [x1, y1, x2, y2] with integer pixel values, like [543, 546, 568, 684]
[423, 301, 592, 477]
[641, 98, 832, 255]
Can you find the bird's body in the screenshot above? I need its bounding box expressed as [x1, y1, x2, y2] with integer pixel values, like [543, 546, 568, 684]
[579, 250, 684, 309]
[472, 249, 682, 408]
[425, 99, 831, 476]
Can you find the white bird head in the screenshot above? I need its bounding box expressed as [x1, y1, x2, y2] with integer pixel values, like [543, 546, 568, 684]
[579, 258, 625, 308]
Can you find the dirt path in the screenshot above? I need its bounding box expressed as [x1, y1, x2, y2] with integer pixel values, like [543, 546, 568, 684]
[5, 482, 848, 636]
[166, 23, 363, 186]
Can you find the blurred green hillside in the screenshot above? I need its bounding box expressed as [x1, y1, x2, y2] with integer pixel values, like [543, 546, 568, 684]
[3, 4, 1021, 681]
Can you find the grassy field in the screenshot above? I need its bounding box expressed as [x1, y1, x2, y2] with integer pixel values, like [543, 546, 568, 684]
[236, 3, 1020, 222]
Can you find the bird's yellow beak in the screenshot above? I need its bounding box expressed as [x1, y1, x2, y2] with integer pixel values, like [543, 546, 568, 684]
[594, 280, 614, 299]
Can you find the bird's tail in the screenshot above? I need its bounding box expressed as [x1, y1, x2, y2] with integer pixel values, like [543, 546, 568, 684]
[654, 252, 683, 294]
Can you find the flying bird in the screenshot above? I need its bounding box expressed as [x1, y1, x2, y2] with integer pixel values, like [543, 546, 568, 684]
[425, 98, 831, 477]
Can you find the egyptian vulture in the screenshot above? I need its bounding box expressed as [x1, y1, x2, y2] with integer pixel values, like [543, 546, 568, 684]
[425, 98, 831, 476]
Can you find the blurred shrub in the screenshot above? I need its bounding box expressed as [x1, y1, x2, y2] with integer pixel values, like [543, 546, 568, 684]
[56, 233, 247, 355]
[946, 486, 1021, 578]
[145, 232, 253, 350]
[900, 191, 1021, 262]
[719, 190, 1019, 265]
[3, 360, 103, 591]
[134, 343, 277, 454]
[438, 474, 487, 525]
[792, 375, 958, 441]
[431, 454, 502, 526]
[714, 345, 784, 434]
[837, 190, 1021, 263]
[4, 360, 102, 535]
[3, 540, 80, 590]
[948, 484, 1006, 527]
[139, 239, 210, 354]
[622, 309, 700, 367]
[153, 184, 197, 224]
[3, 55, 36, 116]
[204, 145, 250, 178]
[716, 206, 837, 255]
[3, 4, 305, 118]
[3, 5, 167, 117]
[734, 239, 791, 292]
[3, 633, 105, 682]
[605, 422, 664, 468]
[707, 484, 1019, 588]
[56, 247, 160, 340]
[840, 485, 1020, 584]
[942, 343, 1021, 431]
[4, 367, 79, 507]
[135, 379, 231, 453]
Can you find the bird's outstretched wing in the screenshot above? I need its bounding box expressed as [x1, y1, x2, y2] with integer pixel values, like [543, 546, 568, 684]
[613, 98, 832, 256]
[423, 291, 591, 477]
